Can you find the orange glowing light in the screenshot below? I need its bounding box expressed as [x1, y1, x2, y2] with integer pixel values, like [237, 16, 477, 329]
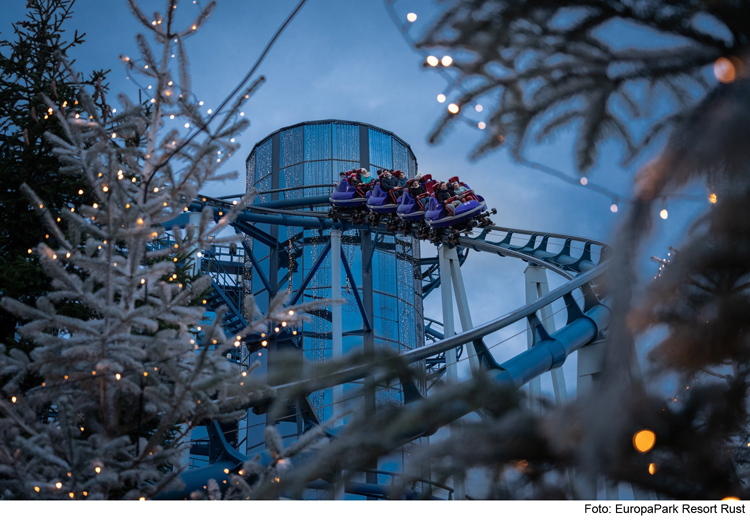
[714, 57, 736, 83]
[633, 430, 656, 453]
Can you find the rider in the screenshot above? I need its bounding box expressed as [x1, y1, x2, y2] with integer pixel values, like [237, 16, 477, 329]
[454, 180, 479, 203]
[379, 169, 399, 203]
[359, 168, 372, 184]
[435, 181, 455, 209]
[392, 170, 408, 187]
[407, 179, 430, 210]
[354, 168, 373, 198]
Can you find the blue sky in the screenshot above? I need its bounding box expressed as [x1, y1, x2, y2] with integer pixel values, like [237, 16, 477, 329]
[2, 0, 712, 397]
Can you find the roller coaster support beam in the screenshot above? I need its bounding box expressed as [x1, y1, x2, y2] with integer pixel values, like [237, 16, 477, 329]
[439, 246, 480, 375]
[524, 264, 568, 411]
[438, 245, 479, 500]
[189, 212, 202, 276]
[330, 229, 345, 499]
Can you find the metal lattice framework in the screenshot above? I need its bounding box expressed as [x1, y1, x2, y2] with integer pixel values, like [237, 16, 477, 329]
[157, 185, 615, 500]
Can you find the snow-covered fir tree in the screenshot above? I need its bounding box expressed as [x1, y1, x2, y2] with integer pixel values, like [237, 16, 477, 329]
[0, 0, 324, 500]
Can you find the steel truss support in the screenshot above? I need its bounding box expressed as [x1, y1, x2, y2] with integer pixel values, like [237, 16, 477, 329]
[330, 230, 343, 437]
[438, 246, 481, 375]
[239, 237, 273, 296]
[340, 247, 372, 332]
[288, 242, 331, 306]
[524, 264, 568, 411]
[437, 244, 482, 500]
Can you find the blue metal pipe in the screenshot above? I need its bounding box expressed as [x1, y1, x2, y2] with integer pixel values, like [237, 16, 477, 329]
[499, 305, 609, 388]
[236, 211, 333, 229]
[251, 195, 331, 210]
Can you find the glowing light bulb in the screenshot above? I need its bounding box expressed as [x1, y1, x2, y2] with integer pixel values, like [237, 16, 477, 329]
[95, 467, 101, 474]
[633, 430, 656, 453]
[234, 341, 240, 347]
[115, 373, 121, 380]
[580, 177, 588, 185]
[714, 57, 736, 83]
[610, 203, 618, 213]
[11, 396, 17, 403]
[648, 463, 656, 475]
[56, 482, 62, 489]
[111, 133, 117, 139]
[261, 340, 268, 347]
[437, 94, 446, 103]
[407, 12, 417, 22]
[478, 122, 486, 130]
[78, 189, 84, 195]
[660, 208, 668, 220]
[170, 115, 175, 119]
[426, 55, 439, 67]
[184, 123, 189, 128]
[448, 103, 460, 114]
[709, 193, 717, 204]
[441, 56, 453, 67]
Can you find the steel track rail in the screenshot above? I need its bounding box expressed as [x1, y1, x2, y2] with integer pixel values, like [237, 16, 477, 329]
[158, 193, 614, 500]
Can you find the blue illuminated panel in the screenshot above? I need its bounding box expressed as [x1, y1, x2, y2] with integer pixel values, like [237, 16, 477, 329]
[244, 121, 422, 454]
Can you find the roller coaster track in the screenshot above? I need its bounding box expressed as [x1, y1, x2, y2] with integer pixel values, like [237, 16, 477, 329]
[157, 193, 613, 500]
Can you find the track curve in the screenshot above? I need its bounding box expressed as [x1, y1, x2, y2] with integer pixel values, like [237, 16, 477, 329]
[157, 195, 613, 499]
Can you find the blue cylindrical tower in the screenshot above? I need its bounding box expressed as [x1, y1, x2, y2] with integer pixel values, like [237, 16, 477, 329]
[242, 121, 425, 489]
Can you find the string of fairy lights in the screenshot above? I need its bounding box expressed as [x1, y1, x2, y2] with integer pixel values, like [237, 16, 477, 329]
[384, 1, 720, 219]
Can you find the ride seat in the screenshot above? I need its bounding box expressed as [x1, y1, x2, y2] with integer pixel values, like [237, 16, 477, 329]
[423, 180, 438, 196]
[448, 176, 460, 185]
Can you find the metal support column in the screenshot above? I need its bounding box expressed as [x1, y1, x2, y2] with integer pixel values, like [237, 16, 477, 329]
[448, 251, 480, 374]
[330, 230, 343, 425]
[438, 244, 465, 500]
[361, 233, 378, 495]
[330, 229, 343, 500]
[524, 264, 567, 410]
[188, 212, 202, 277]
